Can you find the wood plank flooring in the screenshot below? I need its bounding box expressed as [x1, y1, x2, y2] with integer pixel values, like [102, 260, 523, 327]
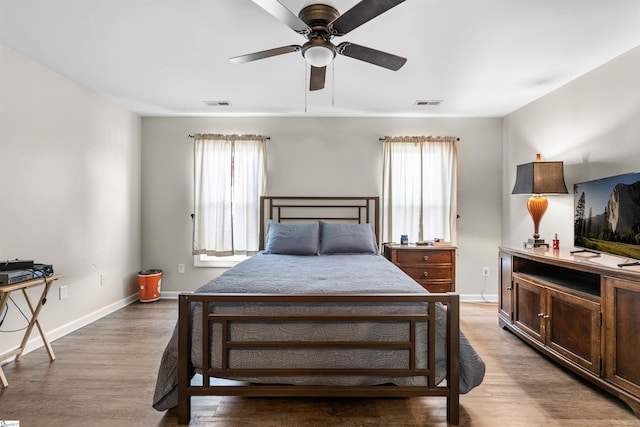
[1, 300, 638, 426]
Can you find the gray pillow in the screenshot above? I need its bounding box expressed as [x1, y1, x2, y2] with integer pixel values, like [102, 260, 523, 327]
[263, 220, 319, 255]
[319, 222, 378, 255]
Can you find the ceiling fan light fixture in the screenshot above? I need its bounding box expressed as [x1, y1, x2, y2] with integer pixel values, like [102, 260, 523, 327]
[233, 1, 408, 91]
[302, 41, 335, 67]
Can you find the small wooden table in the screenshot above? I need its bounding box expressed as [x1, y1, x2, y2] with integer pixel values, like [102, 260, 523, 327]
[0, 273, 62, 387]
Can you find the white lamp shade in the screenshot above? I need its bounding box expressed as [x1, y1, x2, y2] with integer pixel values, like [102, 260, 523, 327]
[303, 45, 334, 67]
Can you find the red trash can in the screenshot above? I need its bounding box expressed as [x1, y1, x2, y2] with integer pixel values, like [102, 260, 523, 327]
[138, 269, 162, 302]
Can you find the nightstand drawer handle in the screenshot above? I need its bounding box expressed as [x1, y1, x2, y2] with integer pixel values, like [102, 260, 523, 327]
[423, 255, 429, 261]
[423, 271, 429, 277]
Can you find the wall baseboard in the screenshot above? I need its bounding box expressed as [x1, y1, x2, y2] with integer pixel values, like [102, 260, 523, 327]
[160, 291, 181, 299]
[460, 294, 498, 303]
[2, 293, 139, 366]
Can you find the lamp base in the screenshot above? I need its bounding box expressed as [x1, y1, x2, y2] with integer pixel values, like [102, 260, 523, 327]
[524, 238, 549, 249]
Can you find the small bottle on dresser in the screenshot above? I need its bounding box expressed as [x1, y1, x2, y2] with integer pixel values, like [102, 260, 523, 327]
[553, 233, 559, 250]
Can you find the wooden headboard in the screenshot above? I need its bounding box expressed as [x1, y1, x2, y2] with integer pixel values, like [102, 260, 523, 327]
[259, 196, 380, 250]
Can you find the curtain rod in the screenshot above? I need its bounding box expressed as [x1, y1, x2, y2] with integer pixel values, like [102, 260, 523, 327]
[188, 134, 270, 140]
[379, 136, 459, 142]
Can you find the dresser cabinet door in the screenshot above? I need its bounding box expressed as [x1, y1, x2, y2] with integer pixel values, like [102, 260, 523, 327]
[396, 249, 453, 264]
[498, 252, 513, 322]
[513, 274, 545, 343]
[400, 265, 453, 281]
[603, 277, 640, 397]
[546, 288, 601, 374]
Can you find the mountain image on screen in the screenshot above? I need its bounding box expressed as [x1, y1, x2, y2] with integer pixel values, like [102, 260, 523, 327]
[574, 173, 640, 261]
[608, 181, 640, 233]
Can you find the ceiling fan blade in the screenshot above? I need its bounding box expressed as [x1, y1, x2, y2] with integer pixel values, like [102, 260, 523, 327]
[337, 42, 406, 71]
[252, 0, 311, 35]
[309, 66, 326, 91]
[329, 0, 406, 36]
[229, 45, 301, 64]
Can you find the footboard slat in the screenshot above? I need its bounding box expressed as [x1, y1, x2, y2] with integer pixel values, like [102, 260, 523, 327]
[177, 294, 191, 425]
[201, 300, 211, 392]
[447, 293, 461, 425]
[189, 384, 452, 398]
[177, 292, 460, 425]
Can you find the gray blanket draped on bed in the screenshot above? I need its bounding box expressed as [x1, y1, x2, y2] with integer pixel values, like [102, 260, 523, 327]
[153, 254, 485, 411]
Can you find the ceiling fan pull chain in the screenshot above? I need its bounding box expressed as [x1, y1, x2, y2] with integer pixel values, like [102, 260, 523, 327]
[332, 60, 335, 107]
[304, 62, 308, 113]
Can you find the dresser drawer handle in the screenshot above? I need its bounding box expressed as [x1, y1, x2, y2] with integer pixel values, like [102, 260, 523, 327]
[423, 271, 429, 277]
[423, 255, 429, 261]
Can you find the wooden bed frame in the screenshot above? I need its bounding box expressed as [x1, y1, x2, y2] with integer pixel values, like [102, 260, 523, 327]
[177, 197, 461, 425]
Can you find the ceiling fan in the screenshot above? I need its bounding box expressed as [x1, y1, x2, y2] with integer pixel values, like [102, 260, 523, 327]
[229, 0, 408, 91]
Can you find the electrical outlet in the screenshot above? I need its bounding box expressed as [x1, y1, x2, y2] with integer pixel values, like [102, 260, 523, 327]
[100, 274, 106, 287]
[59, 285, 68, 300]
[482, 267, 490, 277]
[178, 264, 185, 274]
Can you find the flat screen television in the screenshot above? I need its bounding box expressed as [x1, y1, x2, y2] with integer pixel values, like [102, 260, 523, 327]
[573, 171, 640, 262]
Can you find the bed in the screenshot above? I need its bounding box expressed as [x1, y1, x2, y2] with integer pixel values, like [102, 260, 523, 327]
[153, 196, 485, 425]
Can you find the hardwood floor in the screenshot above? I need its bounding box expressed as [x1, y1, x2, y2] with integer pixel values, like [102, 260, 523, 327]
[1, 300, 638, 426]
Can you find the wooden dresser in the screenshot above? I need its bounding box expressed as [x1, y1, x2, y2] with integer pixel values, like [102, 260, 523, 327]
[383, 243, 456, 293]
[498, 246, 640, 418]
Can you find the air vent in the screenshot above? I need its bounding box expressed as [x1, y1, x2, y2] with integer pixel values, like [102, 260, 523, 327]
[203, 100, 231, 107]
[414, 100, 443, 106]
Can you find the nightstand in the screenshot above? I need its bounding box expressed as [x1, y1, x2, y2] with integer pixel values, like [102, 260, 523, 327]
[383, 243, 456, 293]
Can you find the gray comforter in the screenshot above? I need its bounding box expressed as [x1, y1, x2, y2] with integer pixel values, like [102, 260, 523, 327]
[153, 253, 485, 410]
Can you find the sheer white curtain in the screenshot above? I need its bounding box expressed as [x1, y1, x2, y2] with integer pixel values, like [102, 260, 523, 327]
[192, 134, 266, 256]
[382, 136, 457, 244]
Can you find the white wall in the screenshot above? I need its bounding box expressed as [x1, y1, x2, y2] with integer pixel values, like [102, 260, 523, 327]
[141, 116, 503, 299]
[503, 46, 640, 248]
[0, 44, 141, 355]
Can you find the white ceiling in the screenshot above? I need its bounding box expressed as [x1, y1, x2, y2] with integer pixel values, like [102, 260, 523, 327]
[1, 0, 640, 117]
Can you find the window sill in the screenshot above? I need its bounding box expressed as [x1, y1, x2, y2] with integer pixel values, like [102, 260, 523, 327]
[194, 254, 249, 268]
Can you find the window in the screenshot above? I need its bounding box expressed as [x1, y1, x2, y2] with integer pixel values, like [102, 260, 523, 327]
[381, 136, 457, 244]
[192, 134, 267, 265]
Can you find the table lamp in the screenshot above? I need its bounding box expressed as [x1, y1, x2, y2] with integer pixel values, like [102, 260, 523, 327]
[512, 154, 568, 248]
